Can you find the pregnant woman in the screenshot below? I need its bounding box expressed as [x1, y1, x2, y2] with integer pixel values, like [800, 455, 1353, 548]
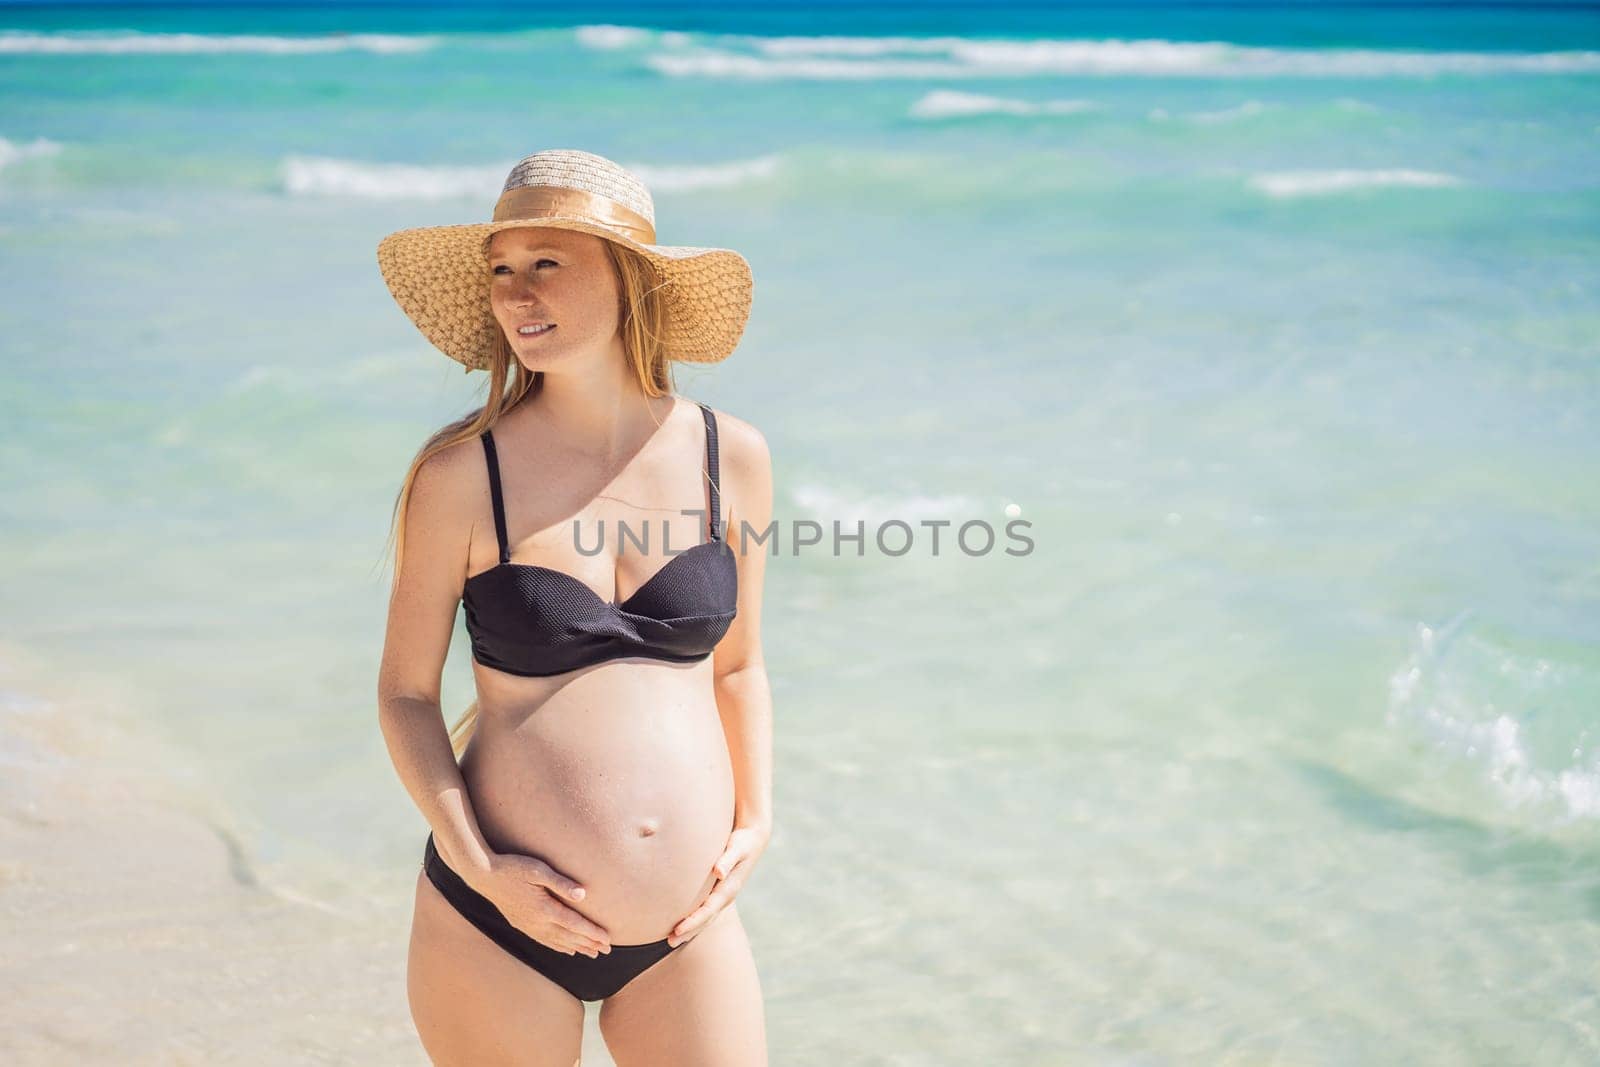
[374, 150, 773, 1066]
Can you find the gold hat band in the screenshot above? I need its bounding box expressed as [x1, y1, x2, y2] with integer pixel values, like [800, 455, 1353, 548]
[490, 186, 657, 244]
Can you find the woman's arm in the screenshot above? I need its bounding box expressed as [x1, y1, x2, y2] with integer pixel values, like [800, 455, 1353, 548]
[710, 411, 775, 835]
[376, 440, 498, 885]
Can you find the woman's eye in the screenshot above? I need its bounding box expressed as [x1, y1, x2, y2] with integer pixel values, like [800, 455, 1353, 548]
[492, 259, 557, 274]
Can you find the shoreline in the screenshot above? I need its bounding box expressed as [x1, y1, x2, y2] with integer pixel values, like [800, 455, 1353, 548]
[0, 640, 424, 1065]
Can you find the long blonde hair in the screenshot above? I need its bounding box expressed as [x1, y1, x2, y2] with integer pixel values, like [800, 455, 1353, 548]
[382, 237, 674, 758]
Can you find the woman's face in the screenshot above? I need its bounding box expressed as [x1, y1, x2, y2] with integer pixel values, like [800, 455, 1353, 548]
[485, 227, 621, 370]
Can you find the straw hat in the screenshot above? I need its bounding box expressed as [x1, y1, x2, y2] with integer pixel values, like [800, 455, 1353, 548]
[376, 149, 754, 371]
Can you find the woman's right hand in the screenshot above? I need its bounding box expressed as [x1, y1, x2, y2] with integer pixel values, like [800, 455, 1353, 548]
[473, 851, 613, 958]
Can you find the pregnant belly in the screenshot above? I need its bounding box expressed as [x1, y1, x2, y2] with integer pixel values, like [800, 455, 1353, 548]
[461, 672, 736, 945]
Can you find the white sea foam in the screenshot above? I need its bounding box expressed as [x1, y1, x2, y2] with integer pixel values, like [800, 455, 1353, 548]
[281, 153, 782, 200]
[909, 89, 1099, 119]
[1248, 168, 1464, 198]
[749, 34, 959, 58]
[0, 30, 434, 55]
[0, 135, 63, 171]
[574, 24, 655, 50]
[575, 24, 693, 50]
[626, 154, 783, 191]
[1149, 99, 1273, 124]
[638, 32, 1600, 79]
[647, 50, 949, 80]
[1388, 615, 1600, 823]
[281, 155, 505, 200]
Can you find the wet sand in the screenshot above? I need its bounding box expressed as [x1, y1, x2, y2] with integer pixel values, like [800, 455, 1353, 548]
[0, 655, 408, 1062]
[0, 646, 634, 1065]
[0, 644, 641, 1064]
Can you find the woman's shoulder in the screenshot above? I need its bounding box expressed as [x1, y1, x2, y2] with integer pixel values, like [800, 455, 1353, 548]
[685, 394, 758, 441]
[407, 426, 491, 512]
[690, 398, 770, 483]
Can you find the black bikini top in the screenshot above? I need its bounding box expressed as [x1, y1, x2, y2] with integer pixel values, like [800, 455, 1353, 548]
[462, 400, 738, 678]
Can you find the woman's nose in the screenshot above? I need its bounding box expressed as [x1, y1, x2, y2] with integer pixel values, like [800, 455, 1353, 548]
[500, 277, 542, 306]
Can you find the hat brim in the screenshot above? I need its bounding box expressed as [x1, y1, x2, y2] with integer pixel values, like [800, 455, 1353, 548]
[376, 216, 753, 370]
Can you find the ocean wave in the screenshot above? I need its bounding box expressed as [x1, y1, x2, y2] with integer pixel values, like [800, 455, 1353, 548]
[745, 33, 958, 59]
[0, 29, 435, 56]
[646, 50, 947, 80]
[1388, 613, 1600, 824]
[0, 135, 63, 172]
[1248, 168, 1464, 198]
[574, 24, 654, 50]
[281, 153, 782, 200]
[282, 156, 506, 199]
[575, 24, 694, 51]
[632, 30, 1600, 79]
[627, 154, 782, 191]
[1148, 96, 1381, 125]
[1149, 99, 1272, 124]
[909, 89, 1098, 119]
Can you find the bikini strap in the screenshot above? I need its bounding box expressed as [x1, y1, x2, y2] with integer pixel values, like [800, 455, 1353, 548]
[697, 401, 723, 543]
[479, 430, 511, 564]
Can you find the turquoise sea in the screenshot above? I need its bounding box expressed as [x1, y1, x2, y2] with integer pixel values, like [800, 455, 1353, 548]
[2, 3, 1598, 1063]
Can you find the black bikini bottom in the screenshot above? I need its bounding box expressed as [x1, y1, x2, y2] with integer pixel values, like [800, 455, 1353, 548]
[422, 832, 682, 1002]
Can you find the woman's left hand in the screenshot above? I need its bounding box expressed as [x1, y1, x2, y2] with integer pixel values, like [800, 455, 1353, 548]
[667, 822, 771, 947]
